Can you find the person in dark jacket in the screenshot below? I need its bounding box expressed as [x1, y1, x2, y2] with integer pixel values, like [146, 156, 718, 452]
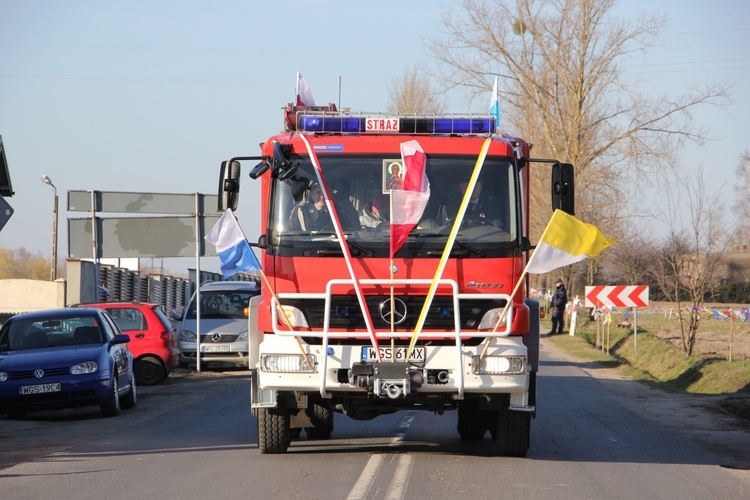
[437, 179, 505, 228]
[549, 278, 568, 335]
[289, 182, 332, 232]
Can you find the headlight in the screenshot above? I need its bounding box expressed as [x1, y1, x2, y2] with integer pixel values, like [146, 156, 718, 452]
[261, 354, 316, 373]
[477, 308, 507, 330]
[0, 371, 7, 382]
[238, 331, 248, 341]
[70, 361, 99, 375]
[472, 355, 525, 375]
[277, 305, 309, 328]
[179, 330, 196, 341]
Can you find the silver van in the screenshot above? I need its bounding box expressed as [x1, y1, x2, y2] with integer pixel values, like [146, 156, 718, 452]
[178, 281, 259, 367]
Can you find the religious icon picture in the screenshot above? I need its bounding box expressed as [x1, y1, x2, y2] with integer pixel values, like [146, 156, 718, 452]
[383, 159, 404, 193]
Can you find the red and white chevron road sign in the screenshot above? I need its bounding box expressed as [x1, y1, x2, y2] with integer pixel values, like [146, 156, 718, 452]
[585, 285, 649, 308]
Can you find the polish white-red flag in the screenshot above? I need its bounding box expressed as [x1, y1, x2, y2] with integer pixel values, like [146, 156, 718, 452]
[296, 71, 316, 107]
[390, 140, 430, 258]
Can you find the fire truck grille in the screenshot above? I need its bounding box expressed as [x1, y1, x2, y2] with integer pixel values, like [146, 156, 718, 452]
[284, 295, 506, 332]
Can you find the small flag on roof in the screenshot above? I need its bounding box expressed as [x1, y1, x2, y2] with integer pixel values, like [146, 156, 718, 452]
[296, 71, 316, 107]
[489, 76, 501, 131]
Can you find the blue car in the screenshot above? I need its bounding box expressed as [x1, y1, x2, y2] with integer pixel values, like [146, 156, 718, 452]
[0, 308, 137, 418]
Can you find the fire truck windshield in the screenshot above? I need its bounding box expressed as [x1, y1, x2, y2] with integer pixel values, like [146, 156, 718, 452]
[269, 154, 519, 258]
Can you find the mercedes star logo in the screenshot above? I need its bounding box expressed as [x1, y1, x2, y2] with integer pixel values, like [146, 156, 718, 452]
[379, 298, 408, 326]
[211, 333, 222, 343]
[34, 369, 45, 379]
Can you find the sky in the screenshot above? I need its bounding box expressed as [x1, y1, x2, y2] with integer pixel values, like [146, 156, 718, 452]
[1, 0, 748, 276]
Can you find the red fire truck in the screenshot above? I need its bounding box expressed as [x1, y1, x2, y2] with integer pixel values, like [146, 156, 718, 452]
[218, 101, 574, 456]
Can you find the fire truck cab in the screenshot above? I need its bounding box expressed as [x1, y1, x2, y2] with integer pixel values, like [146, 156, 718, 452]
[219, 103, 574, 456]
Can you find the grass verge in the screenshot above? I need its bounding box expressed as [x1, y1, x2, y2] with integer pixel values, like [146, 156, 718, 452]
[545, 322, 750, 422]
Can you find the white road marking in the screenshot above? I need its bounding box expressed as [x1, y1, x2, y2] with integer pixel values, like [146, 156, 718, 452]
[391, 413, 415, 445]
[347, 412, 416, 499]
[385, 454, 414, 500]
[347, 454, 384, 500]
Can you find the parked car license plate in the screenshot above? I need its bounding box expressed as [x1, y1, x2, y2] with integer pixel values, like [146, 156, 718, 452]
[201, 345, 231, 353]
[19, 383, 62, 395]
[361, 346, 426, 363]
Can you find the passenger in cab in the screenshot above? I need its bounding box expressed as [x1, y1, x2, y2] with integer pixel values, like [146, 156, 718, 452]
[360, 193, 389, 229]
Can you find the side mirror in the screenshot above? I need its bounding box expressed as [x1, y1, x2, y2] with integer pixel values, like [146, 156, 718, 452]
[273, 142, 302, 180]
[249, 160, 270, 179]
[218, 160, 241, 211]
[520, 236, 533, 252]
[551, 162, 575, 215]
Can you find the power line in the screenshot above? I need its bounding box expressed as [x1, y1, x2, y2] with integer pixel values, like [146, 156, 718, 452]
[665, 27, 750, 36]
[0, 73, 393, 83]
[0, 41, 422, 52]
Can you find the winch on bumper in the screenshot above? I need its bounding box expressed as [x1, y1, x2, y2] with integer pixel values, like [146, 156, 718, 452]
[349, 361, 418, 399]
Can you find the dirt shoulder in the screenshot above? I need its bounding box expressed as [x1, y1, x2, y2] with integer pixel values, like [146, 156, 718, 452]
[542, 337, 750, 471]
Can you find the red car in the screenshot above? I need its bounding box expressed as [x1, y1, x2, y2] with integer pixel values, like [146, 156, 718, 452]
[73, 302, 180, 385]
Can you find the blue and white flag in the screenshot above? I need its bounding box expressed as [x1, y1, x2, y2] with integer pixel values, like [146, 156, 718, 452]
[205, 209, 261, 278]
[489, 76, 501, 131]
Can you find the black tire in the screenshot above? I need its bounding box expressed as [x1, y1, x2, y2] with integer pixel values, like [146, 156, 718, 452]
[457, 399, 486, 440]
[490, 407, 531, 457]
[101, 375, 121, 417]
[257, 407, 291, 454]
[122, 373, 137, 409]
[134, 356, 167, 385]
[304, 400, 334, 440]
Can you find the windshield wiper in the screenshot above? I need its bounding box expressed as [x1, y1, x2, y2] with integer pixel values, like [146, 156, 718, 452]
[339, 237, 376, 257]
[415, 233, 486, 257]
[315, 236, 376, 257]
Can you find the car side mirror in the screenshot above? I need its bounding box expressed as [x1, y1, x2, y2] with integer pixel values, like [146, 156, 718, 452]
[113, 334, 131, 344]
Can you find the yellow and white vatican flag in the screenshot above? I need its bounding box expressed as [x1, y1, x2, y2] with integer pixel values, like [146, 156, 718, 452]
[526, 209, 618, 274]
[488, 210, 617, 336]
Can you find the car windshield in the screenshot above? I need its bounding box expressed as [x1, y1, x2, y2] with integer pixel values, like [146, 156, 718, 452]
[185, 290, 256, 320]
[0, 315, 102, 351]
[269, 154, 518, 258]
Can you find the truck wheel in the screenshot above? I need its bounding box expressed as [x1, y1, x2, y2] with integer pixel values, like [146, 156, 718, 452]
[304, 400, 334, 440]
[257, 407, 291, 454]
[457, 399, 486, 440]
[490, 407, 530, 457]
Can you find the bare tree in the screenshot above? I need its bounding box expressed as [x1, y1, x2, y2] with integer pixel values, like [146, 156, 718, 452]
[648, 169, 727, 356]
[387, 66, 447, 114]
[428, 0, 729, 249]
[732, 150, 750, 237]
[601, 230, 659, 287]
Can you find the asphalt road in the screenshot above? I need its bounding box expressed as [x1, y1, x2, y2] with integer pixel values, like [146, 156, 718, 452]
[1, 341, 748, 499]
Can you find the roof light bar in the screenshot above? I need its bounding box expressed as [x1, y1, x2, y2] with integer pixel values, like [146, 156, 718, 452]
[297, 113, 497, 135]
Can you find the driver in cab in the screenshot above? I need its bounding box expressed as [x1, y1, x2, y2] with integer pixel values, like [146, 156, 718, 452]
[289, 181, 332, 232]
[438, 177, 504, 228]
